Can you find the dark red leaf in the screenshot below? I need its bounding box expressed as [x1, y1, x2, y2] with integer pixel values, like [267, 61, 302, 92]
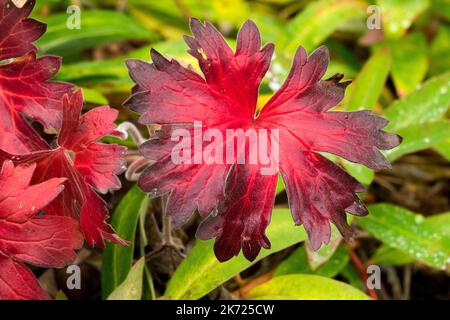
[0, 0, 45, 61]
[0, 254, 48, 300]
[197, 164, 277, 262]
[0, 160, 83, 300]
[0, 1, 74, 154]
[0, 91, 127, 247]
[125, 19, 401, 262]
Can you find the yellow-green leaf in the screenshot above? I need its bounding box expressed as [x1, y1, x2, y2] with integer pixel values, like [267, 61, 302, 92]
[165, 208, 307, 300]
[377, 0, 430, 39]
[274, 245, 349, 278]
[346, 47, 391, 111]
[38, 10, 158, 58]
[389, 32, 428, 96]
[278, 0, 366, 54]
[107, 258, 145, 300]
[247, 275, 370, 300]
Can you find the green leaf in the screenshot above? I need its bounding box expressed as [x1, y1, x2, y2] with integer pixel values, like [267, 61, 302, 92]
[57, 59, 127, 83]
[277, 0, 366, 54]
[55, 40, 199, 94]
[430, 25, 450, 76]
[54, 290, 68, 300]
[431, 0, 450, 21]
[382, 72, 450, 160]
[37, 10, 158, 58]
[107, 258, 145, 300]
[346, 47, 391, 111]
[305, 224, 343, 270]
[385, 120, 450, 161]
[275, 175, 285, 194]
[126, 5, 185, 40]
[372, 212, 450, 266]
[249, 13, 285, 44]
[247, 275, 370, 300]
[274, 245, 349, 278]
[389, 32, 428, 96]
[371, 245, 415, 266]
[138, 194, 155, 300]
[326, 154, 374, 185]
[341, 160, 374, 185]
[376, 0, 430, 39]
[325, 39, 362, 71]
[340, 263, 364, 290]
[80, 87, 108, 105]
[165, 208, 307, 300]
[425, 212, 450, 236]
[102, 186, 149, 298]
[385, 72, 450, 131]
[435, 139, 450, 161]
[357, 203, 450, 269]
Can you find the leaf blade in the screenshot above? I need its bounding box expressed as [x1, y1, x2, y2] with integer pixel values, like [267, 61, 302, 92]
[101, 186, 149, 298]
[357, 203, 450, 269]
[247, 274, 370, 300]
[107, 257, 145, 300]
[165, 208, 307, 300]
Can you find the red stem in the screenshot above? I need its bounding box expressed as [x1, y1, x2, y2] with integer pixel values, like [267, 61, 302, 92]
[348, 247, 378, 300]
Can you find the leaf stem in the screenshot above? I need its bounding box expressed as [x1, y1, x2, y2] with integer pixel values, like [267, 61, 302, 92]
[348, 246, 378, 300]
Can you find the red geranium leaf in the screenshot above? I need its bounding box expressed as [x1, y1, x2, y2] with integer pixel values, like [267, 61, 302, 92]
[258, 47, 401, 170]
[183, 19, 274, 117]
[125, 19, 401, 262]
[197, 164, 277, 262]
[0, 160, 83, 300]
[125, 50, 242, 126]
[0, 110, 47, 156]
[74, 143, 126, 194]
[0, 0, 45, 61]
[0, 1, 75, 154]
[0, 53, 74, 146]
[0, 254, 48, 300]
[138, 126, 231, 227]
[0, 91, 127, 247]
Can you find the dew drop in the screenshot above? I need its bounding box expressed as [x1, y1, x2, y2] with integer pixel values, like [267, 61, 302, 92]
[414, 215, 424, 224]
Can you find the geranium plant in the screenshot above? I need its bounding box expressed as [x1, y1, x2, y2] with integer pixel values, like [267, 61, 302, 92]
[0, 0, 126, 299]
[124, 19, 401, 262]
[1, 0, 448, 302]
